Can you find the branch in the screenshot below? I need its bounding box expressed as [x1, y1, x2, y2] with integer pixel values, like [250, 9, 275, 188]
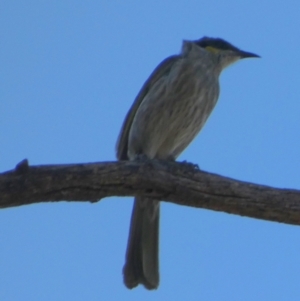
[1, 159, 300, 225]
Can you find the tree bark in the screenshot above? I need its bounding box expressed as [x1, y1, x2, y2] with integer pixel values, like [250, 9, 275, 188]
[1, 159, 300, 225]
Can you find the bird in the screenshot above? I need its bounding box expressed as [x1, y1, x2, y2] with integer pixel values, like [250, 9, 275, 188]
[116, 36, 259, 290]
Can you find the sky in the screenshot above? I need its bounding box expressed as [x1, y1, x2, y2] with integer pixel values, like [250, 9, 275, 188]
[1, 0, 300, 300]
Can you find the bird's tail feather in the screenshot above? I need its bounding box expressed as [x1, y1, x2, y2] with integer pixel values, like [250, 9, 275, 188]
[123, 196, 160, 290]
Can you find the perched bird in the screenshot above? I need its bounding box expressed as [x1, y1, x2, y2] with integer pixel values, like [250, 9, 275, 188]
[116, 36, 259, 290]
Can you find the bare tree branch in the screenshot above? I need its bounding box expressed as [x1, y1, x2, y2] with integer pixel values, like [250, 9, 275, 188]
[1, 159, 300, 225]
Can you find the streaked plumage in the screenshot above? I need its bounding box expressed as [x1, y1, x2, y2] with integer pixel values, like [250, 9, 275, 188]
[116, 37, 259, 289]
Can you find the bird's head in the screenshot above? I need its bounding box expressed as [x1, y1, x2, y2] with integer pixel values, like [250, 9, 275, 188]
[194, 36, 260, 69]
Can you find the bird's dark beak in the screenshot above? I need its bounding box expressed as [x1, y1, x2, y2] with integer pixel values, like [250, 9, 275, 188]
[238, 50, 260, 59]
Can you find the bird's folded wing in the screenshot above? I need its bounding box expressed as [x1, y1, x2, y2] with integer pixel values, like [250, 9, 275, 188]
[116, 55, 181, 160]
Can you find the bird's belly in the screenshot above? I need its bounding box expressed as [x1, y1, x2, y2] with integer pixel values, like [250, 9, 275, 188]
[156, 91, 217, 159]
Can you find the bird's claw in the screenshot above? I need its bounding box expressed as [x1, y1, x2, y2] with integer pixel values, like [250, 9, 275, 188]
[180, 160, 200, 171]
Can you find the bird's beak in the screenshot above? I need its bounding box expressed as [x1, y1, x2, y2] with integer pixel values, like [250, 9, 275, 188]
[238, 50, 260, 59]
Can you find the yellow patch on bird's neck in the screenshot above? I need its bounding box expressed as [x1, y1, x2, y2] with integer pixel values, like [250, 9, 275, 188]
[205, 46, 220, 54]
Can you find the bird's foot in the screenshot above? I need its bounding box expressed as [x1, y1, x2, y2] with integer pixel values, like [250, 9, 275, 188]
[180, 160, 200, 171]
[134, 154, 149, 162]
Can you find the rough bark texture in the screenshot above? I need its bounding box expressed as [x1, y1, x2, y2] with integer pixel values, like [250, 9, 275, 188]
[1, 159, 300, 225]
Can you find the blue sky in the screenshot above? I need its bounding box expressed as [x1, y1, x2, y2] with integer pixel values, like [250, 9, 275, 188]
[1, 0, 300, 300]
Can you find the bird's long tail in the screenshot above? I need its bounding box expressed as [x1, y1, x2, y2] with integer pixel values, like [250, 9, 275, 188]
[123, 196, 160, 290]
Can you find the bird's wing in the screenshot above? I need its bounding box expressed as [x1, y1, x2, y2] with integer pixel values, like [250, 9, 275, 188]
[116, 55, 181, 160]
